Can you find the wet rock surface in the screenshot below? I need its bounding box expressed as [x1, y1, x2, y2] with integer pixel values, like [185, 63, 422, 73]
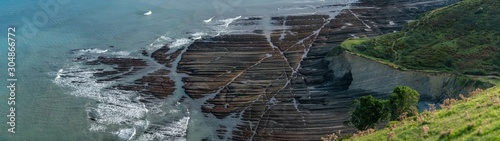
[115, 69, 175, 98]
[74, 46, 181, 99]
[86, 57, 148, 82]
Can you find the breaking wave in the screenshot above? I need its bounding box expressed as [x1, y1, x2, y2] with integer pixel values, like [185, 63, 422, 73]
[204, 15, 243, 35]
[72, 48, 109, 55]
[54, 65, 149, 140]
[169, 38, 192, 49]
[137, 116, 190, 141]
[219, 16, 242, 28]
[144, 36, 174, 51]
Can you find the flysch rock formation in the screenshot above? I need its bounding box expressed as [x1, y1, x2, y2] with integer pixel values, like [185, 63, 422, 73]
[71, 0, 482, 140]
[74, 45, 180, 99]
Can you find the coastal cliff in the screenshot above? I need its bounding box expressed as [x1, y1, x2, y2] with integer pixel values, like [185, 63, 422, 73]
[328, 51, 484, 106]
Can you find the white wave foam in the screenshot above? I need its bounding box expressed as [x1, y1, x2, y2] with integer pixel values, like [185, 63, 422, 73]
[145, 101, 166, 117]
[169, 38, 192, 49]
[207, 16, 243, 36]
[169, 109, 179, 114]
[110, 51, 131, 56]
[114, 128, 136, 141]
[145, 36, 174, 51]
[203, 16, 214, 23]
[144, 33, 204, 51]
[72, 48, 132, 59]
[75, 48, 109, 54]
[134, 120, 148, 127]
[53, 65, 149, 140]
[55, 69, 63, 80]
[219, 15, 242, 27]
[89, 123, 107, 132]
[92, 96, 147, 125]
[144, 11, 152, 16]
[136, 116, 190, 141]
[191, 32, 208, 40]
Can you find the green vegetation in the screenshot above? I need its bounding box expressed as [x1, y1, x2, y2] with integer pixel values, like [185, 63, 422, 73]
[348, 85, 500, 141]
[345, 95, 390, 131]
[388, 86, 420, 120]
[345, 86, 420, 131]
[340, 0, 500, 83]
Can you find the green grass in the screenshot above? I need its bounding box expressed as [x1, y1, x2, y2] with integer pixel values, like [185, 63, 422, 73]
[339, 0, 500, 83]
[341, 38, 368, 51]
[348, 85, 500, 141]
[339, 38, 408, 70]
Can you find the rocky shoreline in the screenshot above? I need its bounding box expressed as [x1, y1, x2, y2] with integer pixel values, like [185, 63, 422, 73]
[71, 0, 473, 140]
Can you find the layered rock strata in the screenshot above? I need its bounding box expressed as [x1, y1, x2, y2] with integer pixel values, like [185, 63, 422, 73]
[75, 46, 181, 99]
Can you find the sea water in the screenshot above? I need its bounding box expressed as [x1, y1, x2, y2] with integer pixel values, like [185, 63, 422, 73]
[0, 0, 356, 140]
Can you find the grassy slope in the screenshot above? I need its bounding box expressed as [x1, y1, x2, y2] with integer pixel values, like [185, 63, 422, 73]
[352, 85, 500, 141]
[340, 0, 500, 84]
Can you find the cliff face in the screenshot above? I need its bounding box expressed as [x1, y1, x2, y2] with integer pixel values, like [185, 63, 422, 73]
[327, 52, 480, 105]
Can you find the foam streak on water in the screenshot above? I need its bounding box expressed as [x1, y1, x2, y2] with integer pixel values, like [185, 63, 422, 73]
[137, 116, 190, 141]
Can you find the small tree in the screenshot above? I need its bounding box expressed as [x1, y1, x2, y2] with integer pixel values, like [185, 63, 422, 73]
[388, 86, 420, 120]
[346, 95, 389, 131]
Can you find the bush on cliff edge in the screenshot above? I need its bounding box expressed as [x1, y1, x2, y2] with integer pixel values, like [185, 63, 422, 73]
[345, 95, 389, 131]
[346, 86, 420, 131]
[388, 86, 420, 120]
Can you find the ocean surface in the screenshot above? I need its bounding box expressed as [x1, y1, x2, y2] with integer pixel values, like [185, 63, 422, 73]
[0, 0, 356, 140]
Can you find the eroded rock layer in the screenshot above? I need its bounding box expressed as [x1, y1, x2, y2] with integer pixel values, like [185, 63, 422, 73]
[78, 46, 181, 99]
[115, 69, 175, 98]
[86, 57, 148, 82]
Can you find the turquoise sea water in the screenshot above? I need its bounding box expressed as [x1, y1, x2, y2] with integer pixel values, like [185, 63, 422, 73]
[0, 0, 356, 140]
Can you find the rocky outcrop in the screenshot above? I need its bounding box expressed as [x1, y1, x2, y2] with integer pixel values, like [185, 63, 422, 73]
[75, 46, 180, 99]
[86, 57, 148, 82]
[115, 69, 175, 98]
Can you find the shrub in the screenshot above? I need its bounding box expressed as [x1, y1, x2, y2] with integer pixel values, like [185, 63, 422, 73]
[346, 95, 390, 131]
[388, 86, 421, 120]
